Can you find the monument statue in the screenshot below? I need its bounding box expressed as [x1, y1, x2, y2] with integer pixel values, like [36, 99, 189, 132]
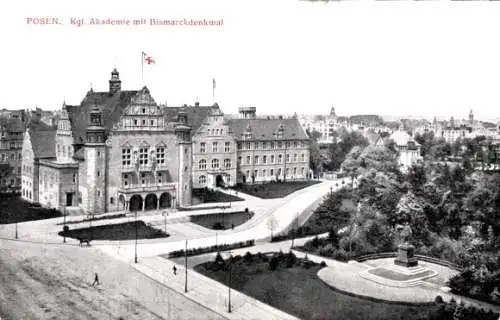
[394, 222, 418, 268]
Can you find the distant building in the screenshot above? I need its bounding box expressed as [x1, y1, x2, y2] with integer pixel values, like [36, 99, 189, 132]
[389, 126, 422, 171]
[0, 117, 26, 191]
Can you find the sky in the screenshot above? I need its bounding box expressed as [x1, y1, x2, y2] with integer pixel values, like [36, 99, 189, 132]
[2, 0, 500, 122]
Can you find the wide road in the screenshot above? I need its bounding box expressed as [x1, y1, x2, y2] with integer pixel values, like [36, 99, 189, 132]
[0, 238, 226, 320]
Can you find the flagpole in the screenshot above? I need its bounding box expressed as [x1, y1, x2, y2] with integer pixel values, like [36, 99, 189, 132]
[141, 52, 144, 82]
[212, 78, 215, 104]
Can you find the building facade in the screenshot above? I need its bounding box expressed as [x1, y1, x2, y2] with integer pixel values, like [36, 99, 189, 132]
[21, 68, 312, 214]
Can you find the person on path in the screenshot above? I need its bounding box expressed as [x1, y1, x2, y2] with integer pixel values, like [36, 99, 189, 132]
[92, 273, 100, 287]
[173, 265, 177, 275]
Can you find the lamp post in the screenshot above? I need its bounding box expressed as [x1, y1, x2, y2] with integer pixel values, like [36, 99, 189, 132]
[227, 251, 233, 313]
[163, 211, 168, 234]
[134, 210, 138, 264]
[15, 220, 18, 239]
[184, 239, 188, 293]
[63, 206, 67, 243]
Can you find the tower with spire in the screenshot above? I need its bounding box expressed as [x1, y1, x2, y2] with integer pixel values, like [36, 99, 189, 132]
[469, 109, 474, 126]
[109, 68, 121, 95]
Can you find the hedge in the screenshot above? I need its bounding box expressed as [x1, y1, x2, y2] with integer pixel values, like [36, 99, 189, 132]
[168, 240, 255, 258]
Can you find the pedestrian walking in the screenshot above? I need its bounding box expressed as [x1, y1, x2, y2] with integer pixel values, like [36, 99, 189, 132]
[173, 265, 177, 275]
[92, 272, 100, 287]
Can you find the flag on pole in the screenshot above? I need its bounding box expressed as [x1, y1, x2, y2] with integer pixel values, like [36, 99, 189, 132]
[141, 52, 155, 81]
[213, 78, 216, 89]
[212, 78, 216, 103]
[143, 52, 155, 65]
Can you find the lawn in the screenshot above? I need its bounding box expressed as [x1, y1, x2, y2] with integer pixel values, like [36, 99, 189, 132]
[192, 188, 244, 203]
[0, 195, 61, 224]
[232, 180, 321, 199]
[58, 221, 168, 241]
[194, 252, 434, 320]
[190, 211, 254, 230]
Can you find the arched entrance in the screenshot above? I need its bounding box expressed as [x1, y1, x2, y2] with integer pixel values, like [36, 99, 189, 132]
[159, 192, 171, 208]
[145, 194, 158, 210]
[118, 195, 126, 210]
[216, 174, 224, 187]
[129, 195, 143, 211]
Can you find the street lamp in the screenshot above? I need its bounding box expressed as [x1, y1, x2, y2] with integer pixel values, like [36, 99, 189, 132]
[162, 211, 168, 235]
[15, 220, 18, 239]
[184, 239, 188, 293]
[63, 206, 67, 243]
[227, 251, 233, 313]
[134, 210, 138, 264]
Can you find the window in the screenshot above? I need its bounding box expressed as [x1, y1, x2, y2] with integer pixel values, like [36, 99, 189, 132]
[286, 154, 290, 163]
[278, 154, 282, 164]
[216, 129, 220, 135]
[142, 119, 146, 125]
[237, 143, 242, 150]
[139, 147, 148, 165]
[246, 170, 250, 177]
[301, 168, 305, 175]
[270, 169, 274, 176]
[200, 142, 206, 153]
[150, 120, 154, 126]
[211, 159, 220, 169]
[57, 144, 60, 155]
[141, 173, 146, 185]
[134, 119, 138, 126]
[286, 168, 290, 176]
[224, 159, 231, 169]
[0, 154, 3, 161]
[10, 154, 14, 161]
[212, 142, 218, 152]
[245, 142, 251, 150]
[199, 159, 207, 170]
[238, 156, 242, 164]
[97, 170, 100, 177]
[227, 175, 231, 183]
[271, 155, 275, 164]
[294, 141, 298, 148]
[270, 142, 275, 149]
[122, 148, 131, 166]
[294, 167, 297, 175]
[97, 190, 101, 197]
[123, 174, 128, 186]
[286, 141, 291, 148]
[278, 142, 283, 148]
[63, 146, 66, 157]
[156, 147, 165, 164]
[262, 155, 267, 164]
[254, 142, 259, 149]
[73, 174, 77, 183]
[110, 197, 115, 204]
[224, 142, 230, 152]
[263, 142, 268, 149]
[254, 156, 259, 164]
[199, 175, 207, 184]
[246, 156, 251, 164]
[263, 169, 266, 177]
[10, 142, 14, 149]
[294, 154, 297, 162]
[253, 169, 258, 178]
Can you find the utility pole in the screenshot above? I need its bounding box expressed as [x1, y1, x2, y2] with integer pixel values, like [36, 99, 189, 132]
[63, 206, 67, 243]
[228, 252, 232, 313]
[134, 210, 138, 263]
[184, 240, 188, 293]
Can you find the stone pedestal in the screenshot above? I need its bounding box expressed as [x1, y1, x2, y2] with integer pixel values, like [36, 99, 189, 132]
[394, 243, 418, 267]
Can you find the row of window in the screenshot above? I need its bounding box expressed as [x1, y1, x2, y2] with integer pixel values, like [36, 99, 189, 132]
[198, 159, 232, 170]
[236, 140, 307, 151]
[56, 144, 73, 158]
[198, 174, 232, 184]
[0, 178, 19, 185]
[207, 128, 225, 136]
[198, 142, 231, 153]
[22, 188, 33, 199]
[122, 147, 166, 166]
[238, 153, 307, 165]
[0, 152, 21, 161]
[243, 167, 306, 178]
[122, 172, 167, 186]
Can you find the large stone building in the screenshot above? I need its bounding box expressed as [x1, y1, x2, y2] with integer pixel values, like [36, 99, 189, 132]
[0, 116, 26, 191]
[21, 69, 311, 214]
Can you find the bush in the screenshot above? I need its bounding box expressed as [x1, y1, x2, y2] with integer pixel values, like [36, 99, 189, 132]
[286, 251, 297, 268]
[63, 225, 69, 232]
[212, 222, 225, 230]
[269, 256, 279, 271]
[434, 295, 444, 304]
[320, 261, 327, 267]
[244, 251, 253, 264]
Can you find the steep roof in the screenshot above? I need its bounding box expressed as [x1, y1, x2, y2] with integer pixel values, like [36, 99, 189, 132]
[0, 116, 26, 132]
[228, 118, 309, 141]
[163, 105, 215, 133]
[66, 90, 138, 144]
[30, 129, 57, 159]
